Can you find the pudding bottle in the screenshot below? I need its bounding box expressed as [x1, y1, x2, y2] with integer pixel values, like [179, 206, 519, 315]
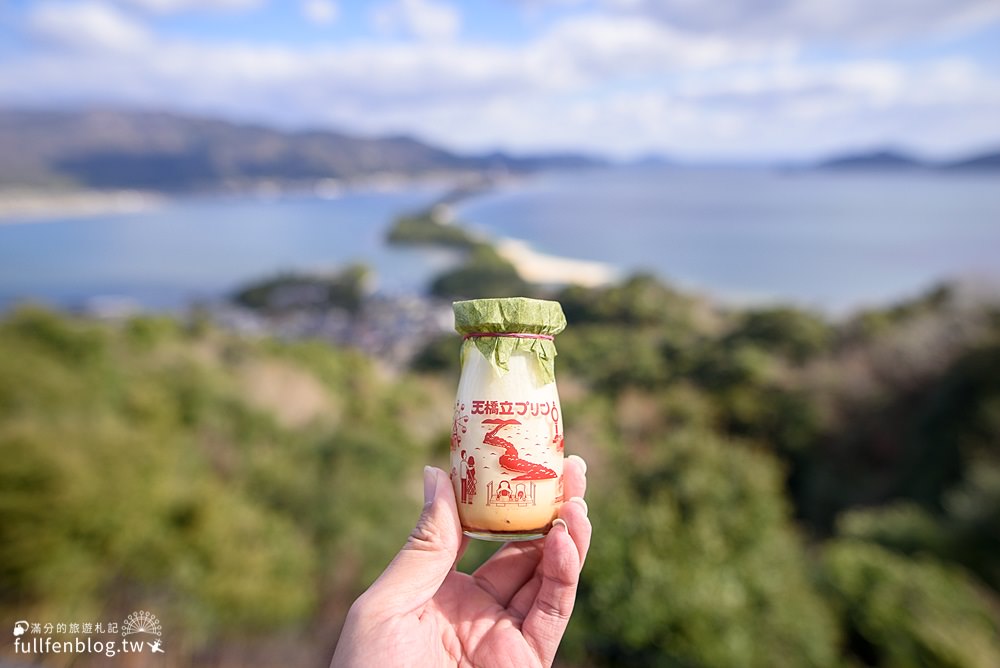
[450, 297, 566, 541]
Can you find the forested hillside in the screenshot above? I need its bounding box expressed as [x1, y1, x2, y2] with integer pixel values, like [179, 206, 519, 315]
[2, 276, 999, 666]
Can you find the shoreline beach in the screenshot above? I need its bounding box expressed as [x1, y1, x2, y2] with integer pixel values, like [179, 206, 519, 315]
[494, 237, 617, 288]
[384, 176, 618, 290]
[0, 189, 166, 223]
[0, 171, 497, 224]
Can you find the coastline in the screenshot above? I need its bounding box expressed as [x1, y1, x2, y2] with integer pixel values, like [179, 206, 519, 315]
[494, 237, 617, 288]
[385, 173, 619, 290]
[0, 189, 166, 223]
[0, 171, 503, 224]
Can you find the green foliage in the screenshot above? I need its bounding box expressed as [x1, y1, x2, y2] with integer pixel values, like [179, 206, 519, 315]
[838, 463, 1000, 593]
[557, 272, 697, 327]
[843, 283, 955, 343]
[4, 272, 1000, 667]
[837, 503, 949, 557]
[233, 263, 371, 313]
[429, 243, 533, 299]
[918, 340, 1000, 466]
[571, 430, 839, 667]
[410, 334, 461, 377]
[4, 304, 108, 366]
[0, 377, 314, 635]
[821, 540, 1000, 668]
[944, 462, 1000, 591]
[0, 307, 442, 655]
[123, 313, 184, 349]
[386, 210, 479, 248]
[553, 278, 1000, 666]
[798, 336, 1000, 532]
[724, 306, 832, 364]
[557, 325, 672, 391]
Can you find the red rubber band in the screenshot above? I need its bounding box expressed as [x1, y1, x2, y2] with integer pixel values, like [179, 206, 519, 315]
[463, 332, 554, 341]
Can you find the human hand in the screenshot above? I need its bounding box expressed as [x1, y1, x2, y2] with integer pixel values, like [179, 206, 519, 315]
[331, 455, 591, 668]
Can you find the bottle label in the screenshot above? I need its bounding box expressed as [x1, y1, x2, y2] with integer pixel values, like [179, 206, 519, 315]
[451, 394, 564, 533]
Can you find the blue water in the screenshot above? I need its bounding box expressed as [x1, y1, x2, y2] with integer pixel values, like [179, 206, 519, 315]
[458, 168, 1000, 311]
[1, 168, 998, 313]
[0, 187, 456, 310]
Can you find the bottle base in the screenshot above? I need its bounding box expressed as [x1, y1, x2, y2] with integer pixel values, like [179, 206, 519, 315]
[463, 528, 548, 542]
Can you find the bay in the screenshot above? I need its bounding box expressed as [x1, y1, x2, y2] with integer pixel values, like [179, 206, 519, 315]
[1, 168, 998, 314]
[0, 186, 454, 311]
[459, 168, 1000, 312]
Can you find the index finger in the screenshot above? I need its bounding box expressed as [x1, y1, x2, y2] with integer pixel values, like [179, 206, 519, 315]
[564, 454, 587, 501]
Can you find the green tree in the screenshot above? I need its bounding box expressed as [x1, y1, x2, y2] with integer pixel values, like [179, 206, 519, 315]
[821, 540, 1000, 668]
[429, 243, 532, 299]
[234, 263, 371, 313]
[724, 307, 832, 364]
[570, 430, 838, 667]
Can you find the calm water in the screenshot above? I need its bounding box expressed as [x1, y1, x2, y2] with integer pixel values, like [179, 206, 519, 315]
[1, 168, 998, 313]
[0, 187, 454, 310]
[459, 168, 1000, 311]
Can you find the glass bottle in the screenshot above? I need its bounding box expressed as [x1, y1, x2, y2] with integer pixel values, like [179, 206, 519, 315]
[450, 297, 566, 541]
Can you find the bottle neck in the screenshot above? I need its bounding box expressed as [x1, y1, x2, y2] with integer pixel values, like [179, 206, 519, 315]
[462, 332, 554, 342]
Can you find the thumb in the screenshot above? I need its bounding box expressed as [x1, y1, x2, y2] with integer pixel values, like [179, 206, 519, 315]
[367, 466, 463, 608]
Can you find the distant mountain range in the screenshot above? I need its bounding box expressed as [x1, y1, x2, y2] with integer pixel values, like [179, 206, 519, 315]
[0, 108, 605, 193]
[1, 109, 996, 194]
[816, 148, 1000, 172]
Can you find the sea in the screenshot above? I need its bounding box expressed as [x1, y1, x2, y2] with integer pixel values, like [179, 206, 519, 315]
[1, 167, 998, 315]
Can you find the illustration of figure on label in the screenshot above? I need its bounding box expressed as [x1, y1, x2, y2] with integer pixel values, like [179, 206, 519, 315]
[459, 451, 477, 504]
[465, 455, 477, 503]
[459, 450, 468, 503]
[487, 479, 537, 507]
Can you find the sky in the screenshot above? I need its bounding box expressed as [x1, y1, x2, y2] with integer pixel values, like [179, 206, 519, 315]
[1, 0, 999, 161]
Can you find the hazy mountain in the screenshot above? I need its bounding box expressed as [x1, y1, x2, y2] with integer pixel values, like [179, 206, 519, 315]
[943, 150, 1000, 171]
[0, 108, 604, 192]
[625, 153, 674, 168]
[817, 149, 925, 170]
[473, 149, 604, 171]
[815, 147, 1000, 172]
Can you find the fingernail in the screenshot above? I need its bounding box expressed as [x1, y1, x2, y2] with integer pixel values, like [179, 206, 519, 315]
[552, 518, 570, 538]
[423, 466, 438, 504]
[569, 496, 588, 515]
[568, 454, 587, 475]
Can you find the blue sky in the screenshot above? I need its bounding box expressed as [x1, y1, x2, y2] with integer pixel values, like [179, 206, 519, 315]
[1, 0, 999, 160]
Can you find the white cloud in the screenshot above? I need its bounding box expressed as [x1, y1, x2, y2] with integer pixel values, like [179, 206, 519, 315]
[6, 6, 1000, 159]
[604, 0, 1000, 43]
[534, 13, 796, 75]
[28, 1, 150, 51]
[116, 0, 262, 13]
[372, 0, 461, 41]
[302, 0, 338, 25]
